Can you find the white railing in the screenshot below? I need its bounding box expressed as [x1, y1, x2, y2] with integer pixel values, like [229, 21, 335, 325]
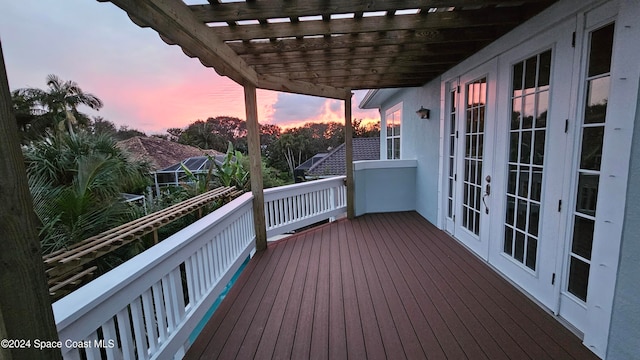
[53, 193, 255, 360]
[52, 177, 348, 359]
[264, 176, 347, 237]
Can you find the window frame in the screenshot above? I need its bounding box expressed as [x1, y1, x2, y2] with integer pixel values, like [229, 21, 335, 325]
[385, 102, 402, 159]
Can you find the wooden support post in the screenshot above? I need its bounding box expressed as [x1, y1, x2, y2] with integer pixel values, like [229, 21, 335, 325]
[0, 41, 62, 359]
[345, 92, 355, 219]
[244, 84, 267, 251]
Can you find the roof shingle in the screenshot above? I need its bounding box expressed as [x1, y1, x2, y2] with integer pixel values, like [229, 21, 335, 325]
[306, 137, 380, 177]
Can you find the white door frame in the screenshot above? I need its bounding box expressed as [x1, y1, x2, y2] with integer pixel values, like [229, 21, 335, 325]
[447, 59, 498, 261]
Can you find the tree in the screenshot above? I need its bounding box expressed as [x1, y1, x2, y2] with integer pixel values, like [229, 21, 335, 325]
[21, 74, 103, 136]
[353, 118, 380, 138]
[90, 116, 117, 136]
[113, 125, 146, 141]
[170, 116, 250, 153]
[0, 41, 62, 360]
[260, 123, 281, 150]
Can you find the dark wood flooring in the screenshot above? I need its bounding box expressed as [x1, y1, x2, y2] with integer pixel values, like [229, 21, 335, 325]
[185, 212, 598, 359]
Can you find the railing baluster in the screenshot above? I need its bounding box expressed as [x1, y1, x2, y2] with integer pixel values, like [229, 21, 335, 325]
[161, 275, 176, 332]
[170, 268, 185, 321]
[130, 297, 149, 360]
[141, 288, 158, 354]
[102, 317, 119, 360]
[116, 307, 136, 359]
[196, 248, 206, 299]
[85, 330, 101, 360]
[152, 282, 167, 342]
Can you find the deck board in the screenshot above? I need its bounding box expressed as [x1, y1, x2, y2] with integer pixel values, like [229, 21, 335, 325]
[185, 212, 598, 360]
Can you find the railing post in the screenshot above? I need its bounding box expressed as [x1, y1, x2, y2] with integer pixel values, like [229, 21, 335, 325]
[244, 84, 267, 251]
[329, 186, 336, 222]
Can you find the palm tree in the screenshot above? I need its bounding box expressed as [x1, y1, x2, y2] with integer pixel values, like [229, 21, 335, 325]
[24, 132, 150, 253]
[17, 74, 103, 137]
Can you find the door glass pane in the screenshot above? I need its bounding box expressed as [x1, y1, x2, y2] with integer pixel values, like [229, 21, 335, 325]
[536, 91, 549, 128]
[588, 23, 615, 77]
[503, 50, 551, 271]
[538, 50, 552, 87]
[463, 78, 487, 236]
[526, 237, 538, 270]
[512, 97, 522, 130]
[576, 173, 599, 216]
[568, 257, 590, 301]
[585, 77, 610, 124]
[567, 22, 615, 302]
[572, 216, 594, 259]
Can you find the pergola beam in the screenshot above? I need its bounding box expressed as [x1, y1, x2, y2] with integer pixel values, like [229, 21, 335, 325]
[208, 8, 523, 42]
[241, 44, 470, 66]
[226, 27, 505, 55]
[190, 0, 542, 23]
[258, 75, 351, 100]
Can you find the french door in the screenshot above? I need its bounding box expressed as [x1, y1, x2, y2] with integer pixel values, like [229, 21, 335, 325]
[447, 61, 497, 260]
[487, 17, 577, 312]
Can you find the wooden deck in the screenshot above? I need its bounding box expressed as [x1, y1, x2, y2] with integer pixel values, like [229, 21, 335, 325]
[185, 212, 597, 360]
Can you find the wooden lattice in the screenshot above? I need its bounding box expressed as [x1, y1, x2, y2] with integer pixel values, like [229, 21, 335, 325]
[44, 186, 243, 299]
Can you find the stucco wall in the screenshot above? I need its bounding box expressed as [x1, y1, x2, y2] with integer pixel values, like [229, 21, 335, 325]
[378, 82, 441, 224]
[606, 78, 640, 360]
[354, 160, 417, 216]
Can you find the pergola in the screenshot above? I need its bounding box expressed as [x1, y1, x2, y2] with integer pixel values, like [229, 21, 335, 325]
[101, 0, 555, 251]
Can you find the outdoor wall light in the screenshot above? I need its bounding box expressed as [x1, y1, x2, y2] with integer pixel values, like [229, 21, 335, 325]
[416, 106, 430, 119]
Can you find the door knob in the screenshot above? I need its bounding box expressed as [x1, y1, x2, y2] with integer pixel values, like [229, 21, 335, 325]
[483, 175, 491, 214]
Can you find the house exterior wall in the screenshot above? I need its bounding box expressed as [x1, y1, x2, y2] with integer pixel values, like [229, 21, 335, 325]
[361, 0, 640, 358]
[606, 3, 640, 352]
[376, 82, 442, 224]
[353, 160, 417, 216]
[607, 77, 640, 359]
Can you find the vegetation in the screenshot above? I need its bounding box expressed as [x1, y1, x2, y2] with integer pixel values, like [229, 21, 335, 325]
[214, 142, 249, 190]
[167, 118, 380, 182]
[24, 132, 150, 254]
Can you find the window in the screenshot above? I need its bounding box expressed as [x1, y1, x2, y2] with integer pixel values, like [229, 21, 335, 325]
[386, 103, 402, 159]
[567, 22, 615, 302]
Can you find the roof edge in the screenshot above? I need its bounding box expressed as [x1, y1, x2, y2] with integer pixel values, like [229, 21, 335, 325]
[358, 88, 401, 109]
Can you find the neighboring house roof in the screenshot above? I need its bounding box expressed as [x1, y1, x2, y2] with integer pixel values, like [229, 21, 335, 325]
[117, 136, 223, 171]
[306, 137, 380, 177]
[158, 155, 225, 173]
[296, 153, 328, 171]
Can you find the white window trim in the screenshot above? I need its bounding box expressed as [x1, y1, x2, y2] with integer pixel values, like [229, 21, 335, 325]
[385, 102, 402, 159]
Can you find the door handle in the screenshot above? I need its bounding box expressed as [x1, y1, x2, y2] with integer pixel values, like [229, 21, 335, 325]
[483, 175, 491, 214]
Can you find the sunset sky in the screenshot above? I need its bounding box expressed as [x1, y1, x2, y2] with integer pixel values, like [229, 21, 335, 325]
[0, 0, 380, 134]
